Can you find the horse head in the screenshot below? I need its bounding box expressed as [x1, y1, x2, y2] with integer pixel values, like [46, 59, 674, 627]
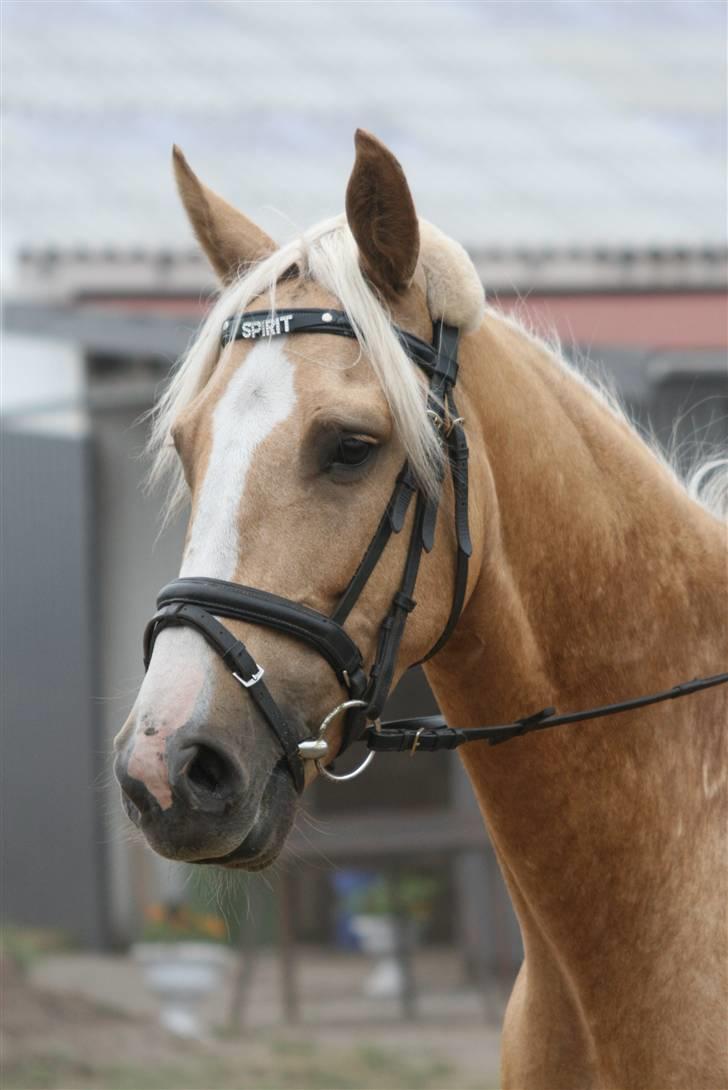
[113, 131, 485, 867]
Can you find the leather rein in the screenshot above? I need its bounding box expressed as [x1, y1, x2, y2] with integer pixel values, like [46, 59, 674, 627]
[143, 307, 728, 791]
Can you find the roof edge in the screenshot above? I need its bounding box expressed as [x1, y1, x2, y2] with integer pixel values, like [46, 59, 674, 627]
[11, 244, 728, 299]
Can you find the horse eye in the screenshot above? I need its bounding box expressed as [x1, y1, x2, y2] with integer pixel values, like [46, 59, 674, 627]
[333, 436, 375, 468]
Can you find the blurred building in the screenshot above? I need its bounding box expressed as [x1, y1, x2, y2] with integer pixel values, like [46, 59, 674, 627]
[2, 1, 726, 981]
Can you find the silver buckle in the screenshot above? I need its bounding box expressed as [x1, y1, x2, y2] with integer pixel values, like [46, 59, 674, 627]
[233, 665, 265, 688]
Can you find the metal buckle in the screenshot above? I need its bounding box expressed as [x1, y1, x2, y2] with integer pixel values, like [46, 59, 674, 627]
[426, 408, 445, 433]
[426, 408, 465, 438]
[297, 699, 377, 783]
[233, 665, 265, 688]
[409, 726, 425, 756]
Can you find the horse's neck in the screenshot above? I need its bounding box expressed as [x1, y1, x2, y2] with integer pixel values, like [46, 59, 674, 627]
[425, 311, 727, 984]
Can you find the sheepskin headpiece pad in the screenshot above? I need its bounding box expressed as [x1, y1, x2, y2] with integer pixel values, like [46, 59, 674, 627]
[417, 219, 485, 334]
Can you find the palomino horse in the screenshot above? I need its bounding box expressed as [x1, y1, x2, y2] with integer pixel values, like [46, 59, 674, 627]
[115, 131, 727, 1088]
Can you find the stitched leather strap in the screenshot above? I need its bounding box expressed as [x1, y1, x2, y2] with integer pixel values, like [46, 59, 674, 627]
[331, 470, 415, 626]
[145, 602, 305, 791]
[418, 398, 471, 664]
[221, 308, 441, 374]
[418, 326, 471, 662]
[366, 673, 728, 753]
[156, 578, 367, 695]
[363, 495, 427, 723]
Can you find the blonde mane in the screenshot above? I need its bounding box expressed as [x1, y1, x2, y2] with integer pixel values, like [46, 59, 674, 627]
[148, 214, 484, 518]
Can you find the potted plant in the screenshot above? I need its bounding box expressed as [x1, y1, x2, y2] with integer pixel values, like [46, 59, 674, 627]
[132, 902, 231, 1038]
[343, 872, 440, 998]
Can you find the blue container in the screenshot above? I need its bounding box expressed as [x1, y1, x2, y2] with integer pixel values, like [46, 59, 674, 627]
[331, 869, 378, 949]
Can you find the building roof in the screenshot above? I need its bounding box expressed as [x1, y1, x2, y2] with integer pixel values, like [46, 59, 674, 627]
[6, 239, 726, 355]
[13, 244, 728, 300]
[3, 0, 726, 286]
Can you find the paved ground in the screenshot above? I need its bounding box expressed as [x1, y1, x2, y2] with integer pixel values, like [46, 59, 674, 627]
[4, 948, 505, 1089]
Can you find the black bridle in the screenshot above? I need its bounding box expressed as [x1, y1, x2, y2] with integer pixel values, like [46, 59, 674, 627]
[144, 308, 470, 791]
[144, 308, 728, 792]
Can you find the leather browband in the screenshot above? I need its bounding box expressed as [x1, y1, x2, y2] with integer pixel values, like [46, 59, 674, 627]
[220, 307, 449, 378]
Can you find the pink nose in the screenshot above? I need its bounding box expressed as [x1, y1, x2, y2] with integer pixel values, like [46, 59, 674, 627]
[117, 729, 245, 816]
[114, 732, 246, 856]
[125, 724, 177, 810]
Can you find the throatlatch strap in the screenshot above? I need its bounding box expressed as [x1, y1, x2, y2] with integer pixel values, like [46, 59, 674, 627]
[417, 325, 471, 663]
[419, 398, 471, 663]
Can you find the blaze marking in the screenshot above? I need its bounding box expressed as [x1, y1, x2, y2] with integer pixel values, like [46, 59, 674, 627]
[127, 339, 297, 808]
[181, 339, 297, 578]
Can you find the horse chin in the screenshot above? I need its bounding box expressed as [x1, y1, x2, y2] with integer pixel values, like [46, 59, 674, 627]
[194, 762, 298, 871]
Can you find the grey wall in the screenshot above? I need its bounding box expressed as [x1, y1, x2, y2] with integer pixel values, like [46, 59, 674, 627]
[92, 400, 187, 944]
[1, 419, 107, 946]
[0, 399, 189, 949]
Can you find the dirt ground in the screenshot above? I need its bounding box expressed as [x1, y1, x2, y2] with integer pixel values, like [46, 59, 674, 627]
[1, 953, 503, 1090]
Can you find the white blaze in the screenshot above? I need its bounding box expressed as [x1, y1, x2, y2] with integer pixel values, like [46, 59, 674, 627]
[127, 340, 297, 806]
[181, 339, 297, 578]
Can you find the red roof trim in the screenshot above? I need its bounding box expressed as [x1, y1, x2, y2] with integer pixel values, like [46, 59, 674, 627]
[80, 291, 728, 350]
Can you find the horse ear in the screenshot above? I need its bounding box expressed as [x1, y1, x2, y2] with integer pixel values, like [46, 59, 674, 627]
[345, 129, 420, 300]
[172, 146, 275, 283]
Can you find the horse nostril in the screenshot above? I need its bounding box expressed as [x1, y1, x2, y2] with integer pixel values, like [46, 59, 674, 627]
[187, 746, 229, 795]
[175, 742, 242, 806]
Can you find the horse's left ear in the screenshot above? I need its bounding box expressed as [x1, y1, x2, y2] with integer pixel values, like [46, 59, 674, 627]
[345, 129, 420, 300]
[172, 145, 275, 283]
